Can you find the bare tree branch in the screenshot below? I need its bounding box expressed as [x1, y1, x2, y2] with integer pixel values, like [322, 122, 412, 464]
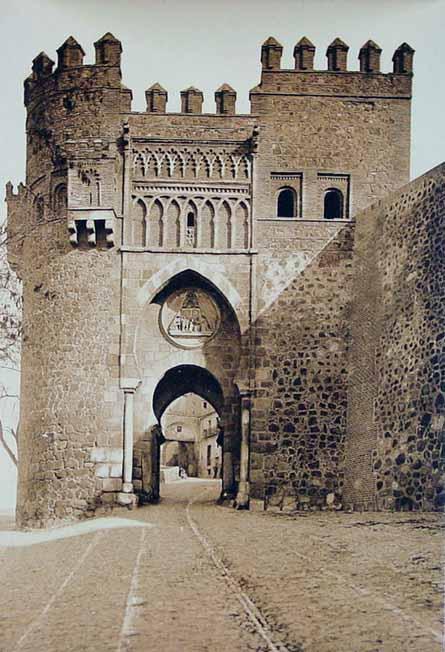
[0, 419, 17, 466]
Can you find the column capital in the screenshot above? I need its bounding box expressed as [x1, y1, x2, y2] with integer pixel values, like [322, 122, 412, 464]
[120, 379, 141, 392]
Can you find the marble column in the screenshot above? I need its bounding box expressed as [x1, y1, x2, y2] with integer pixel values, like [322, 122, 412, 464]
[235, 394, 251, 509]
[123, 389, 135, 493]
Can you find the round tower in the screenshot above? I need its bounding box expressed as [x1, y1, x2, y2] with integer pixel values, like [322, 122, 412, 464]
[7, 34, 132, 527]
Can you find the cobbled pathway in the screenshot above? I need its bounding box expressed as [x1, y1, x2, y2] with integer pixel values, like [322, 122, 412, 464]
[0, 479, 442, 651]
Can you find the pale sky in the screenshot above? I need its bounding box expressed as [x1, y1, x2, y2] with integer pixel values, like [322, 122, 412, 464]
[0, 0, 444, 509]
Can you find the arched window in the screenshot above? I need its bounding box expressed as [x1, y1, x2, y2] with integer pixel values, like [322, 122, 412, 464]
[53, 184, 67, 213]
[277, 187, 296, 218]
[185, 206, 197, 247]
[34, 196, 44, 222]
[324, 189, 344, 220]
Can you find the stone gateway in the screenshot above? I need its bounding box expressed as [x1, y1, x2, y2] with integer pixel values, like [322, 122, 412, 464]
[6, 33, 445, 527]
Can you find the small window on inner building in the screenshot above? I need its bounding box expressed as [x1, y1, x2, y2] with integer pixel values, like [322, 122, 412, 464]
[324, 188, 344, 220]
[176, 425, 182, 433]
[277, 187, 296, 218]
[187, 212, 195, 227]
[203, 401, 207, 408]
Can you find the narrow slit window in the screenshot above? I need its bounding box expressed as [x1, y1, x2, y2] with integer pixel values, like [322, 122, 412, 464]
[185, 208, 197, 247]
[324, 189, 344, 220]
[277, 188, 296, 218]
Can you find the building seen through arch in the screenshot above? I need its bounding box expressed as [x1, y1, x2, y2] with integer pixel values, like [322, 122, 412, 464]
[160, 393, 221, 481]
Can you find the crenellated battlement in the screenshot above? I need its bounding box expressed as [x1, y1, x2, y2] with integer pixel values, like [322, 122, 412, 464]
[252, 36, 414, 105]
[260, 35, 414, 75]
[24, 34, 414, 121]
[24, 33, 131, 113]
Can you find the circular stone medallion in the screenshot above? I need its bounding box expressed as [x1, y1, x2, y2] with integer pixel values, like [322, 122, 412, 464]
[160, 288, 221, 349]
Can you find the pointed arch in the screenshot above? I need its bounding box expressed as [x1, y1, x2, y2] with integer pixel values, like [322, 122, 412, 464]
[163, 199, 181, 248]
[185, 199, 198, 248]
[53, 184, 67, 214]
[226, 154, 236, 179]
[136, 261, 243, 327]
[240, 156, 250, 180]
[146, 153, 158, 178]
[233, 201, 249, 249]
[184, 151, 196, 179]
[132, 198, 147, 246]
[133, 153, 146, 177]
[149, 198, 163, 246]
[153, 365, 225, 421]
[159, 153, 170, 178]
[218, 200, 232, 249]
[200, 200, 215, 248]
[214, 155, 224, 179]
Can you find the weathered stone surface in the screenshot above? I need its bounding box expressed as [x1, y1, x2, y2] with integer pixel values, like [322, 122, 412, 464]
[344, 163, 445, 511]
[7, 34, 442, 527]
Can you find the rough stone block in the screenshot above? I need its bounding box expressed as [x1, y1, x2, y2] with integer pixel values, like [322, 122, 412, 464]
[102, 478, 122, 492]
[110, 463, 122, 478]
[95, 463, 110, 478]
[117, 492, 137, 507]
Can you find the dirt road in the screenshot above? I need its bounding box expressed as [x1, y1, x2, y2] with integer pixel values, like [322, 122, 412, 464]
[0, 480, 442, 651]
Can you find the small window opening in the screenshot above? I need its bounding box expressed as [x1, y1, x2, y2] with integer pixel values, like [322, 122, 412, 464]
[176, 425, 182, 433]
[277, 188, 296, 218]
[186, 209, 197, 247]
[54, 185, 67, 212]
[95, 220, 108, 249]
[203, 401, 207, 409]
[35, 197, 44, 222]
[324, 189, 344, 220]
[207, 444, 212, 467]
[76, 220, 89, 249]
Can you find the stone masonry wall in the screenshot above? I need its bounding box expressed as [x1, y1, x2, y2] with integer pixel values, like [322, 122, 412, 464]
[16, 217, 122, 527]
[7, 35, 418, 525]
[251, 75, 411, 220]
[344, 163, 445, 511]
[247, 61, 411, 506]
[251, 222, 354, 506]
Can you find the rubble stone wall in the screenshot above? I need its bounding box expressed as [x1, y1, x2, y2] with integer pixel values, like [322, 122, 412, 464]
[250, 222, 354, 505]
[344, 163, 445, 511]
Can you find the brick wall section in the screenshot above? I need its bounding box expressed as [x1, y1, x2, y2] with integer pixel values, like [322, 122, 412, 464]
[251, 71, 412, 219]
[344, 163, 445, 511]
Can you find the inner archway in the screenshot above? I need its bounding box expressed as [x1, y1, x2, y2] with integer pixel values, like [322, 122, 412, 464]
[151, 365, 230, 499]
[153, 365, 224, 421]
